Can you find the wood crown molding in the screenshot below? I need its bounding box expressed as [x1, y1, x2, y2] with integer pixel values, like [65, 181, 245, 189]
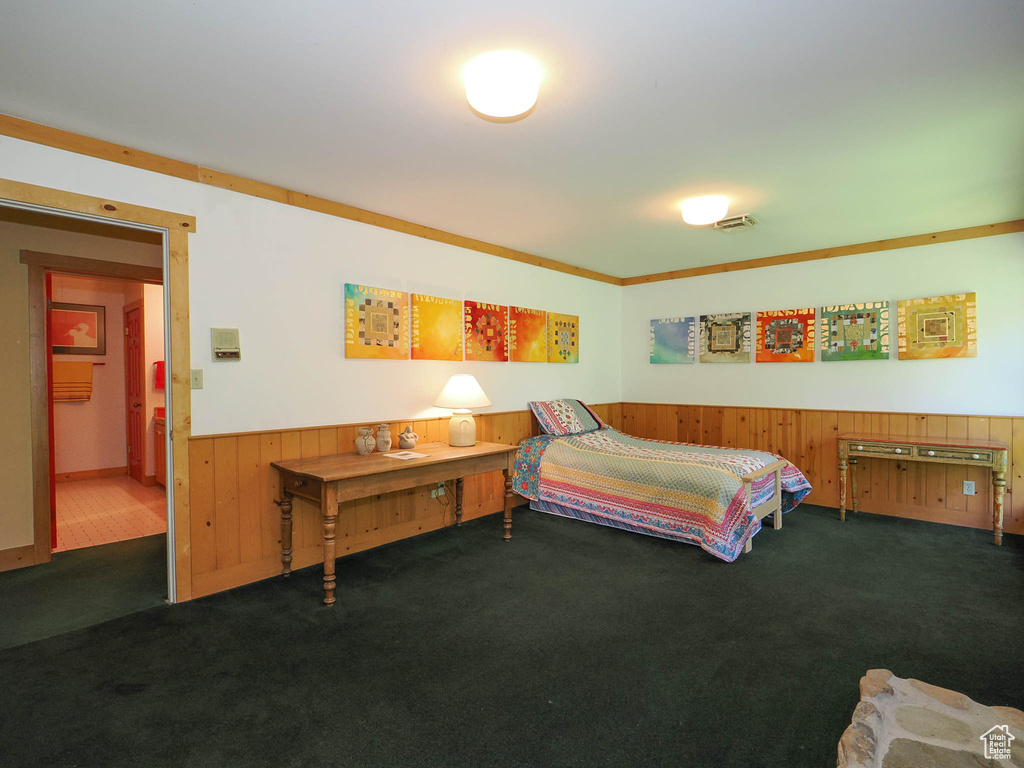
[620, 219, 1024, 286]
[0, 113, 620, 285]
[3, 113, 1019, 287]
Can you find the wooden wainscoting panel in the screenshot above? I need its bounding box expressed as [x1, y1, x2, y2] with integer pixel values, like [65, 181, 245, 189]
[186, 403, 617, 598]
[619, 403, 1023, 536]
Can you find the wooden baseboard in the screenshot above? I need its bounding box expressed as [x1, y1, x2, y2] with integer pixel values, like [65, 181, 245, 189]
[55, 466, 128, 483]
[140, 474, 158, 488]
[0, 544, 37, 573]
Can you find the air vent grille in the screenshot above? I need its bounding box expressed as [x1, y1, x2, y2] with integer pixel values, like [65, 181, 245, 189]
[713, 214, 758, 232]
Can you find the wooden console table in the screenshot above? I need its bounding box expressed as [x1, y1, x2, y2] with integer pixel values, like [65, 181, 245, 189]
[271, 441, 517, 605]
[838, 434, 1008, 545]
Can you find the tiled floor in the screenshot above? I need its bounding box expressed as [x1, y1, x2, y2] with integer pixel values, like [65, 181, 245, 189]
[54, 476, 166, 552]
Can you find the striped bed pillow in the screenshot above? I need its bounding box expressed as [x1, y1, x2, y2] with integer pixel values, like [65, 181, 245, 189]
[529, 399, 605, 436]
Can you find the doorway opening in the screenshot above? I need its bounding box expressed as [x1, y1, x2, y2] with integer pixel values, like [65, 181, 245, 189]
[0, 177, 194, 605]
[49, 272, 167, 553]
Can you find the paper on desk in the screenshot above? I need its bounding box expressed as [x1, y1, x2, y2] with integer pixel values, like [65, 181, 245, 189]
[383, 451, 428, 460]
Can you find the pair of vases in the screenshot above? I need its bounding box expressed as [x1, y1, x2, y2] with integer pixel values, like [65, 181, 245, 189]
[355, 424, 418, 455]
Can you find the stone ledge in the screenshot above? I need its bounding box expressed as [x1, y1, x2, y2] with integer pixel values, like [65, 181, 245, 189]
[837, 670, 1023, 768]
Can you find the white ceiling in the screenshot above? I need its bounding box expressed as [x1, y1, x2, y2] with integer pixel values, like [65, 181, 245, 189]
[1, 1, 1022, 278]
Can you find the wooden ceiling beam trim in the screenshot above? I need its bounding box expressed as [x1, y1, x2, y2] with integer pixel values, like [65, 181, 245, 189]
[2, 114, 621, 285]
[621, 220, 1024, 286]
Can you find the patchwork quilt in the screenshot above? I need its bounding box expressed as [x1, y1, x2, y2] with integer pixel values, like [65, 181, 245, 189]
[514, 427, 812, 561]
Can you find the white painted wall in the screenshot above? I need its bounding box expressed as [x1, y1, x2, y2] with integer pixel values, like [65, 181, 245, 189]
[621, 232, 1024, 417]
[0, 135, 623, 440]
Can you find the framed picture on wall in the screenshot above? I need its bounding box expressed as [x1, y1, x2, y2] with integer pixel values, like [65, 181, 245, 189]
[51, 302, 106, 355]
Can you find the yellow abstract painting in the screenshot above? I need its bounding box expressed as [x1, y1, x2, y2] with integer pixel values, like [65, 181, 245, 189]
[897, 292, 976, 359]
[344, 283, 409, 359]
[411, 294, 463, 361]
[547, 312, 579, 363]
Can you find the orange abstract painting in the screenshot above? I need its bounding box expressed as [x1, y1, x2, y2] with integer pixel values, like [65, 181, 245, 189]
[755, 308, 815, 363]
[411, 294, 463, 361]
[509, 306, 547, 362]
[464, 301, 508, 362]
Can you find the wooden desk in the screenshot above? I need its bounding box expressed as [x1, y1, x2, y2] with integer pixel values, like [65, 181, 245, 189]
[271, 441, 518, 605]
[838, 434, 1008, 545]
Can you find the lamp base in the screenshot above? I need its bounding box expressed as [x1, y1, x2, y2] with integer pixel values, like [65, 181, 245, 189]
[448, 411, 476, 447]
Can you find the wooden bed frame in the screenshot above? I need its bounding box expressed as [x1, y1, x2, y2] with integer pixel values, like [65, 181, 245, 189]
[741, 459, 788, 554]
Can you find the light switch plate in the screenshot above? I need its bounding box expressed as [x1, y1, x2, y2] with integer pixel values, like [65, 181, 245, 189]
[963, 480, 976, 496]
[191, 369, 204, 389]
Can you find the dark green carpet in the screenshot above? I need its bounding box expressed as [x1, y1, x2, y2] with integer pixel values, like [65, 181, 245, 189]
[0, 506, 1020, 768]
[0, 534, 166, 651]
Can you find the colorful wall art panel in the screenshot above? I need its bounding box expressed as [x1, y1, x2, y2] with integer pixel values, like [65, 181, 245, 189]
[411, 294, 463, 361]
[897, 292, 977, 360]
[547, 312, 579, 363]
[755, 308, 815, 363]
[464, 301, 509, 361]
[699, 313, 751, 363]
[344, 283, 409, 359]
[650, 317, 695, 364]
[820, 302, 889, 361]
[509, 306, 547, 362]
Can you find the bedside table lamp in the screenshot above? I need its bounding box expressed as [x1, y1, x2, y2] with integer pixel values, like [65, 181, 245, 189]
[434, 374, 492, 447]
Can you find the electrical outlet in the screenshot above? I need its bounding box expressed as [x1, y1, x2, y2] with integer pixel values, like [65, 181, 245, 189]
[963, 480, 976, 496]
[437, 482, 446, 497]
[430, 489, 437, 498]
[190, 369, 204, 389]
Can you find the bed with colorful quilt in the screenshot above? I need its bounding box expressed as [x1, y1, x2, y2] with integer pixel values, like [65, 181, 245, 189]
[515, 400, 813, 562]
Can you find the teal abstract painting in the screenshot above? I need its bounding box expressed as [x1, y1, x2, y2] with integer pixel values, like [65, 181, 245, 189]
[650, 317, 695, 363]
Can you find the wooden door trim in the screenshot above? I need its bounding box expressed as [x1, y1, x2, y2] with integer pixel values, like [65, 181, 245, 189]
[5, 178, 194, 602]
[21, 250, 163, 283]
[124, 299, 146, 485]
[27, 264, 52, 566]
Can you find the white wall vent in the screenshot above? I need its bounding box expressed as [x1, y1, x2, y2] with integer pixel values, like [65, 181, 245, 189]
[713, 214, 758, 232]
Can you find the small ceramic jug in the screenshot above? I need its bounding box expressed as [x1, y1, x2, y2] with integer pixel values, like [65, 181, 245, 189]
[355, 427, 375, 455]
[399, 426, 419, 449]
[376, 424, 392, 452]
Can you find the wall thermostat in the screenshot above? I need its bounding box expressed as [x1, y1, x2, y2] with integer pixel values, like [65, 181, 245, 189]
[211, 327, 241, 360]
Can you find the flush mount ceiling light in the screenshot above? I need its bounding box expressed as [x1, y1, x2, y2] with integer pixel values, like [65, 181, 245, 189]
[463, 50, 543, 120]
[680, 195, 730, 226]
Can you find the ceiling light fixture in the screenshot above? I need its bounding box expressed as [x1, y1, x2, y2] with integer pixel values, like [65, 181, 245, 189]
[463, 50, 543, 120]
[680, 195, 730, 226]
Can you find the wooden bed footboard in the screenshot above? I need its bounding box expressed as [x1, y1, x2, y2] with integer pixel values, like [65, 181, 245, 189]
[741, 459, 787, 554]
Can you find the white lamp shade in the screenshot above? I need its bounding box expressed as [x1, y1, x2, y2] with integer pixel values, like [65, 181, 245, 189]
[434, 374, 492, 410]
[680, 195, 730, 226]
[463, 50, 543, 119]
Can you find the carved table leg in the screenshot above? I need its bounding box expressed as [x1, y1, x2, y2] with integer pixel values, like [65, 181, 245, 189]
[276, 491, 294, 576]
[322, 486, 339, 606]
[839, 458, 848, 522]
[850, 457, 859, 514]
[503, 467, 514, 542]
[993, 471, 1006, 547]
[455, 477, 464, 526]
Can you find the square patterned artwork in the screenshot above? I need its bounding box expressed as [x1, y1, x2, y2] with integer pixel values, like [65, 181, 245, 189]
[509, 306, 547, 362]
[344, 283, 409, 359]
[464, 301, 508, 362]
[699, 313, 751, 363]
[897, 292, 976, 360]
[411, 294, 463, 361]
[650, 317, 695, 364]
[756, 308, 815, 363]
[547, 312, 579, 363]
[820, 302, 889, 361]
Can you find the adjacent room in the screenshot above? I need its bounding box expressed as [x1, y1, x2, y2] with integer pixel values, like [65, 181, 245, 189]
[0, 2, 1021, 767]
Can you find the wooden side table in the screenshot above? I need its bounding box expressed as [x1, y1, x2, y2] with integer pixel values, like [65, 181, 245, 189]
[271, 441, 518, 605]
[838, 434, 1009, 545]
